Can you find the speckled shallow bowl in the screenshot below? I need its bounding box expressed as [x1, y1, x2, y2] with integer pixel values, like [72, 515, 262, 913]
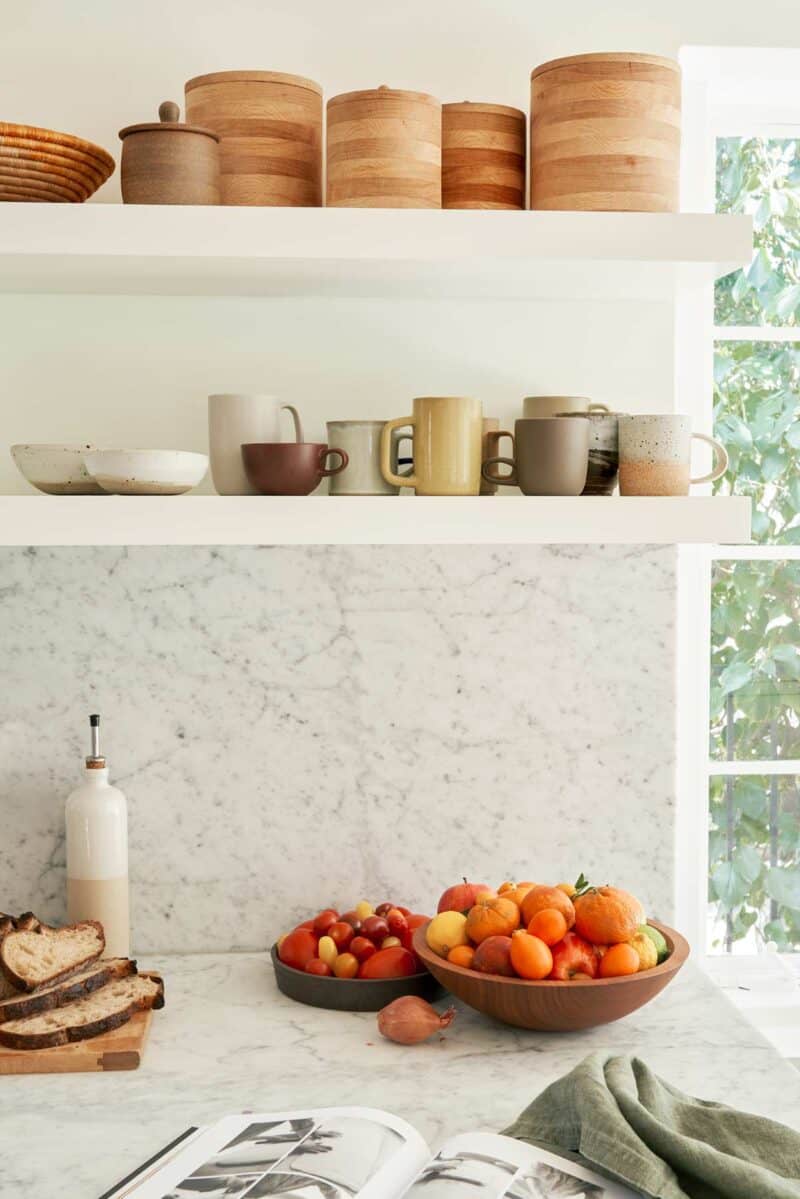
[413, 919, 689, 1031]
[270, 944, 443, 1012]
[11, 444, 105, 495]
[83, 449, 208, 495]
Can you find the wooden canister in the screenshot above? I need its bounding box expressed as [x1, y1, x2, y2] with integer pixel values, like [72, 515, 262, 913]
[529, 52, 681, 212]
[184, 70, 322, 206]
[327, 86, 441, 208]
[118, 102, 220, 205]
[442, 102, 526, 209]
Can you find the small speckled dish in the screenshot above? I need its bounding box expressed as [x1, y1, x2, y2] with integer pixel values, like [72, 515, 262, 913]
[11, 444, 105, 495]
[83, 449, 208, 495]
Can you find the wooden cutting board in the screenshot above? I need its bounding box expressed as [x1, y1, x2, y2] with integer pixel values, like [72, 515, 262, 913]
[0, 1006, 155, 1074]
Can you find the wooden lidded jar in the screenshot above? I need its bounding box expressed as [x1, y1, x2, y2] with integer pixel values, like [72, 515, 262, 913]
[442, 102, 526, 210]
[184, 70, 322, 206]
[529, 52, 681, 212]
[118, 101, 220, 205]
[327, 86, 441, 208]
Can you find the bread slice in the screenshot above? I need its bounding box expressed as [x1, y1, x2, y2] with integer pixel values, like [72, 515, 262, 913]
[0, 920, 105, 993]
[0, 957, 136, 1024]
[0, 973, 164, 1050]
[15, 912, 41, 932]
[0, 918, 17, 1000]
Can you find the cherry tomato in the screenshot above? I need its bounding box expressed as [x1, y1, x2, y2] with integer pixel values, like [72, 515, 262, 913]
[328, 921, 354, 950]
[340, 910, 363, 932]
[358, 946, 418, 980]
[313, 908, 339, 935]
[362, 916, 390, 944]
[395, 906, 412, 917]
[381, 935, 402, 948]
[374, 902, 394, 917]
[278, 928, 318, 972]
[305, 958, 332, 977]
[350, 936, 377, 964]
[297, 919, 316, 931]
[405, 913, 429, 931]
[399, 926, 415, 951]
[355, 900, 373, 921]
[332, 952, 359, 979]
[386, 908, 409, 937]
[317, 935, 338, 968]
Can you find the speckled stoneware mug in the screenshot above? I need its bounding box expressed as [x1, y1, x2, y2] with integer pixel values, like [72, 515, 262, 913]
[618, 415, 728, 496]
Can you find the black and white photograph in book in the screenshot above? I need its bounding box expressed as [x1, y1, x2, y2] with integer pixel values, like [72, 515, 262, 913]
[245, 1171, 349, 1198]
[270, 1116, 405, 1194]
[506, 1161, 606, 1198]
[190, 1120, 318, 1178]
[406, 1150, 516, 1197]
[163, 1177, 261, 1198]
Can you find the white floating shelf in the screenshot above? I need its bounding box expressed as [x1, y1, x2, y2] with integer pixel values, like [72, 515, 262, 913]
[0, 495, 751, 547]
[0, 205, 752, 300]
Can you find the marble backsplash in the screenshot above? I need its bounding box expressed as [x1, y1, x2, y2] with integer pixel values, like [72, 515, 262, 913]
[0, 545, 676, 953]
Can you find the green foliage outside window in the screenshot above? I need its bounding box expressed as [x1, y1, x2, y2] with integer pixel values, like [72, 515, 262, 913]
[708, 138, 800, 952]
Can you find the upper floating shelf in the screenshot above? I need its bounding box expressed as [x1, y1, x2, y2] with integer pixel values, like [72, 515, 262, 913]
[0, 205, 752, 301]
[0, 495, 751, 547]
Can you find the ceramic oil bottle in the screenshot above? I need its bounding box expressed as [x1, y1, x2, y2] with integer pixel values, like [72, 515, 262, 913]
[65, 715, 130, 957]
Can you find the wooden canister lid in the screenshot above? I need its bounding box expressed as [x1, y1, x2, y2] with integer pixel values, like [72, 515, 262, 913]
[444, 101, 525, 118]
[119, 101, 219, 141]
[185, 70, 322, 95]
[328, 85, 440, 109]
[530, 51, 680, 80]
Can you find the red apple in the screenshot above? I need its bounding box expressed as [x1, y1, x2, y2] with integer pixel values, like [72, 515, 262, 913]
[549, 931, 598, 980]
[472, 935, 515, 977]
[437, 879, 492, 914]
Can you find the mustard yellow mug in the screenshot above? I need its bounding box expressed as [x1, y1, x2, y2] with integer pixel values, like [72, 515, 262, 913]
[380, 396, 483, 496]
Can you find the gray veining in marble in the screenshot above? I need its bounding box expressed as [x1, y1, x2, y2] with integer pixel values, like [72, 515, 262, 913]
[0, 545, 676, 952]
[0, 953, 797, 1198]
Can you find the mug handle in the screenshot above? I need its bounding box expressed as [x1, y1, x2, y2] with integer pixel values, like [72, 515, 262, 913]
[481, 432, 517, 486]
[690, 433, 729, 484]
[381, 417, 416, 488]
[587, 402, 610, 413]
[392, 429, 415, 478]
[319, 448, 349, 477]
[282, 405, 304, 443]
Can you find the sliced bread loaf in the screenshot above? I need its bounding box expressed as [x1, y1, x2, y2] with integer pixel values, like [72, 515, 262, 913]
[0, 957, 136, 1024]
[0, 920, 105, 993]
[0, 973, 164, 1050]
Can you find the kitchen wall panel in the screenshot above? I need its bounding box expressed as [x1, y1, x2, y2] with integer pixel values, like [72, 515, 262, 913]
[0, 544, 675, 952]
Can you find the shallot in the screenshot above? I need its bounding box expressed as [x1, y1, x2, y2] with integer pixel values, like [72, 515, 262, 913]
[377, 996, 456, 1045]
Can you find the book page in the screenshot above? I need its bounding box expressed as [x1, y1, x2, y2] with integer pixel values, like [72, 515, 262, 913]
[401, 1132, 637, 1199]
[112, 1107, 429, 1199]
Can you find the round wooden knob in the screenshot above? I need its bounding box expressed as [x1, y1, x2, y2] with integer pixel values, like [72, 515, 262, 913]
[158, 100, 181, 124]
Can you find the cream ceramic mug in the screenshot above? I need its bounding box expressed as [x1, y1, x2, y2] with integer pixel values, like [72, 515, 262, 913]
[208, 395, 303, 495]
[523, 395, 609, 419]
[381, 396, 483, 496]
[618, 415, 728, 496]
[326, 420, 412, 496]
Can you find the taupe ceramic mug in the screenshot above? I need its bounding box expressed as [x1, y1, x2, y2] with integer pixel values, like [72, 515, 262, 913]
[523, 396, 609, 419]
[482, 418, 590, 495]
[381, 396, 483, 496]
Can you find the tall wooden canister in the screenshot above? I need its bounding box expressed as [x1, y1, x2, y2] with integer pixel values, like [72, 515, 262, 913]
[442, 103, 526, 209]
[327, 86, 441, 208]
[529, 53, 681, 212]
[184, 70, 322, 206]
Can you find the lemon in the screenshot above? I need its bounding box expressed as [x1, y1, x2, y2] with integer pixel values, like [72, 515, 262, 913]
[630, 932, 658, 972]
[638, 923, 669, 963]
[425, 911, 469, 958]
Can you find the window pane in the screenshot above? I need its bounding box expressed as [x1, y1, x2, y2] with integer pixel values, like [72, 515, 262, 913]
[708, 774, 800, 953]
[713, 340, 800, 544]
[710, 559, 800, 761]
[715, 136, 800, 327]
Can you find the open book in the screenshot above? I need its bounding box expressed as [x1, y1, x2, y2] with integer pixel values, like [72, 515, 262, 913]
[106, 1106, 637, 1199]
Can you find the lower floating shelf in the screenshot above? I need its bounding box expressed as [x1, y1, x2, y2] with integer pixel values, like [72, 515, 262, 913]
[0, 495, 751, 546]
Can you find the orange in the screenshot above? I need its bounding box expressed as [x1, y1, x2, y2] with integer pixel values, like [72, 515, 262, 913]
[447, 944, 475, 969]
[526, 907, 568, 947]
[573, 886, 644, 946]
[465, 895, 520, 944]
[509, 931, 553, 980]
[598, 942, 640, 978]
[521, 885, 576, 931]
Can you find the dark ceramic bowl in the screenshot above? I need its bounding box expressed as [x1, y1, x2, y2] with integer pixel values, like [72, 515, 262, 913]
[413, 920, 689, 1031]
[270, 944, 444, 1012]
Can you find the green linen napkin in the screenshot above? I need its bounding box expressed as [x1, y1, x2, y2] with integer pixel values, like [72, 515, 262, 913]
[502, 1052, 800, 1199]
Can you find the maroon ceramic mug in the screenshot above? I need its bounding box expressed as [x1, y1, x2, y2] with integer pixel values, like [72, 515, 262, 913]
[241, 443, 349, 496]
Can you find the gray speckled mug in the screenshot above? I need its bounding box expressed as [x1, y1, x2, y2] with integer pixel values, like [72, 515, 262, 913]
[618, 415, 728, 496]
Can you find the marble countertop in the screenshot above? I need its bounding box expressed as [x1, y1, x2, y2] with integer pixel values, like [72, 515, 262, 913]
[3, 953, 799, 1197]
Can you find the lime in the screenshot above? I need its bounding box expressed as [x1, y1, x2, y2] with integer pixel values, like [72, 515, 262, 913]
[638, 923, 669, 963]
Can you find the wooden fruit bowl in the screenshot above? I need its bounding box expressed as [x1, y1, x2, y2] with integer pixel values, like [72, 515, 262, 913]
[413, 920, 689, 1032]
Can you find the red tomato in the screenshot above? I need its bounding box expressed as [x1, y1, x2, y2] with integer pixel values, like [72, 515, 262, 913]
[328, 921, 354, 950]
[358, 946, 418, 979]
[405, 913, 429, 931]
[350, 936, 377, 964]
[362, 916, 390, 944]
[374, 902, 393, 917]
[297, 919, 315, 931]
[395, 906, 412, 917]
[279, 928, 318, 971]
[340, 910, 363, 932]
[313, 909, 339, 935]
[333, 952, 359, 979]
[304, 958, 332, 977]
[399, 926, 415, 951]
[386, 908, 409, 937]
